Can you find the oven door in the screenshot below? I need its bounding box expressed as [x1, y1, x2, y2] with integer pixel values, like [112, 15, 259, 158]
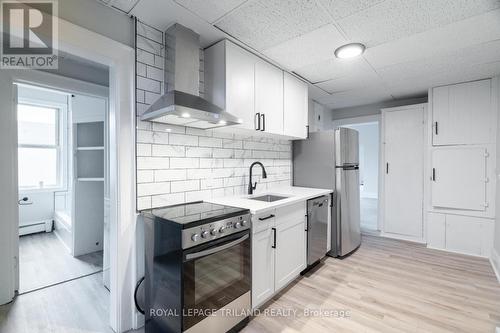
[182, 230, 251, 331]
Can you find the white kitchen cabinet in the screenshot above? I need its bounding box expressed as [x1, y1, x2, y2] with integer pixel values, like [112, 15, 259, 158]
[205, 40, 308, 139]
[382, 105, 425, 240]
[427, 212, 445, 249]
[255, 59, 284, 135]
[251, 227, 275, 309]
[204, 40, 256, 131]
[432, 79, 493, 145]
[274, 204, 307, 290]
[251, 202, 307, 309]
[283, 72, 309, 139]
[431, 147, 487, 211]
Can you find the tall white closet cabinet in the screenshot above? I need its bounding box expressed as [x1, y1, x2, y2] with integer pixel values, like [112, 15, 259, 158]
[427, 78, 498, 257]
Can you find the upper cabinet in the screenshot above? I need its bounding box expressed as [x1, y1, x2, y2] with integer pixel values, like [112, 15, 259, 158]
[205, 40, 308, 139]
[283, 72, 308, 139]
[432, 79, 494, 146]
[255, 58, 284, 136]
[205, 40, 256, 131]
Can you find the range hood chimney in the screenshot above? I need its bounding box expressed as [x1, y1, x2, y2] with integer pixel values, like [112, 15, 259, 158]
[140, 24, 241, 129]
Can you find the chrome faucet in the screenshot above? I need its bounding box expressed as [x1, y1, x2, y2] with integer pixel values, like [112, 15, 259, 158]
[248, 162, 267, 195]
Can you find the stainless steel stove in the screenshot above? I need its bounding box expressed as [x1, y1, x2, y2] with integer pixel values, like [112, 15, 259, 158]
[142, 201, 251, 333]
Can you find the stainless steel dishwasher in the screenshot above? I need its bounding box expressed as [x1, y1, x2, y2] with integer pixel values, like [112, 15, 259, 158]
[306, 195, 329, 266]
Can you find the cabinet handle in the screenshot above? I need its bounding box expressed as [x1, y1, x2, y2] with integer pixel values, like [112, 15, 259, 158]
[432, 168, 436, 181]
[260, 113, 265, 131]
[434, 122, 438, 135]
[255, 113, 260, 131]
[259, 214, 275, 221]
[306, 125, 310, 139]
[386, 162, 389, 174]
[272, 227, 276, 249]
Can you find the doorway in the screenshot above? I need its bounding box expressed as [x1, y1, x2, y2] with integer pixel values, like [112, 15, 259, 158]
[16, 83, 109, 294]
[342, 122, 380, 232]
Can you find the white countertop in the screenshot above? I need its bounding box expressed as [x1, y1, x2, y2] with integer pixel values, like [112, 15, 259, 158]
[208, 186, 333, 214]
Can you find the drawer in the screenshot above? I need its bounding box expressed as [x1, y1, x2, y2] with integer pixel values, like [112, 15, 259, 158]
[252, 210, 276, 234]
[275, 202, 306, 227]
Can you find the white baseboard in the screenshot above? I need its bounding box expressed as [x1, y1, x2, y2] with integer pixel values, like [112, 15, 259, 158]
[490, 248, 500, 284]
[380, 232, 426, 244]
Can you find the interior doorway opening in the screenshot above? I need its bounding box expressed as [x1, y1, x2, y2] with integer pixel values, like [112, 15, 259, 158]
[342, 122, 380, 232]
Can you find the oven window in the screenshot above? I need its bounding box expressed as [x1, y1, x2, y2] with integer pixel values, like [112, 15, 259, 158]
[183, 232, 250, 330]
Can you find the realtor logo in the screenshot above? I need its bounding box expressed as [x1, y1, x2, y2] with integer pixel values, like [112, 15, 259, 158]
[1, 0, 58, 68]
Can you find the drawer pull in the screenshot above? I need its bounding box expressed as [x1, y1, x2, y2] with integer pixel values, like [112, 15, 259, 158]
[259, 214, 275, 221]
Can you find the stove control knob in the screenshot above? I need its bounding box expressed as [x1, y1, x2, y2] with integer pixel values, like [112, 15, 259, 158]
[210, 228, 217, 236]
[234, 222, 242, 229]
[191, 234, 199, 242]
[219, 226, 226, 233]
[242, 220, 248, 227]
[201, 230, 209, 238]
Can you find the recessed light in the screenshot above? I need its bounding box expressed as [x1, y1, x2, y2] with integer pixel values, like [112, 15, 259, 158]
[181, 113, 190, 118]
[334, 43, 365, 59]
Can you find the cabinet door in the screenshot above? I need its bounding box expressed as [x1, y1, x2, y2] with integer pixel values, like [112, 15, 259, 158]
[225, 42, 256, 131]
[274, 205, 306, 290]
[255, 59, 283, 135]
[427, 212, 445, 249]
[283, 72, 308, 139]
[384, 107, 424, 238]
[445, 215, 482, 255]
[251, 227, 275, 309]
[432, 79, 492, 145]
[431, 147, 487, 211]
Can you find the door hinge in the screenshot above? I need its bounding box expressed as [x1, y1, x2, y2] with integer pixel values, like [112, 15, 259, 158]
[483, 202, 489, 208]
[485, 177, 490, 183]
[484, 151, 490, 158]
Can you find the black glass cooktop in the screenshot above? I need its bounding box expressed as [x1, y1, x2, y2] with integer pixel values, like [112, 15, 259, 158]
[143, 201, 249, 228]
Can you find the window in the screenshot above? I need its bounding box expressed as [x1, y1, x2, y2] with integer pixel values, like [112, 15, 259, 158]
[17, 103, 62, 189]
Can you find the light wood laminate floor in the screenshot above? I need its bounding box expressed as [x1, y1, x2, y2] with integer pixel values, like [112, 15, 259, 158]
[243, 235, 500, 333]
[1, 236, 499, 333]
[19, 232, 103, 293]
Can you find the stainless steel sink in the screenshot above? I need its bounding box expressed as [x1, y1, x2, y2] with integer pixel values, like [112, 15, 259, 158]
[249, 194, 289, 202]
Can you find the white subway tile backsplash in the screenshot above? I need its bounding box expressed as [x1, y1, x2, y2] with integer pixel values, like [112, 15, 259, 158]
[137, 182, 171, 196]
[169, 134, 199, 146]
[170, 158, 200, 169]
[137, 157, 170, 170]
[154, 169, 187, 182]
[199, 136, 222, 148]
[135, 20, 292, 209]
[152, 144, 185, 157]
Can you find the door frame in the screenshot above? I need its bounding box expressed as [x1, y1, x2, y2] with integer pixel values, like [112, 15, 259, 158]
[380, 103, 428, 243]
[0, 18, 136, 333]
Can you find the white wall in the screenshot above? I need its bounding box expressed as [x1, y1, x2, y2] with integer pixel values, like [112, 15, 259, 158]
[344, 123, 379, 198]
[495, 76, 500, 258]
[331, 97, 428, 120]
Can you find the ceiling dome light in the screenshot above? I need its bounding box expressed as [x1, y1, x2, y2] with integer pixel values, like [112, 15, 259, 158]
[334, 43, 365, 59]
[181, 112, 191, 118]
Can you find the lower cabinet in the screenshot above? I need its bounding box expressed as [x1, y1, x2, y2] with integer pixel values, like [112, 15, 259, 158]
[251, 202, 307, 309]
[427, 212, 494, 257]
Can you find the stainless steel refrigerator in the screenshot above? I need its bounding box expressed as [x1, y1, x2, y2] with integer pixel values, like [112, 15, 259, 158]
[293, 128, 361, 257]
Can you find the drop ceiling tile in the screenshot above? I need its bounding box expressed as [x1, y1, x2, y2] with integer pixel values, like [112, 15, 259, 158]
[364, 9, 500, 69]
[174, 0, 248, 23]
[215, 0, 331, 50]
[110, 0, 141, 13]
[376, 39, 500, 84]
[317, 0, 385, 20]
[338, 0, 500, 47]
[262, 24, 346, 70]
[295, 56, 373, 84]
[315, 65, 382, 93]
[319, 85, 393, 109]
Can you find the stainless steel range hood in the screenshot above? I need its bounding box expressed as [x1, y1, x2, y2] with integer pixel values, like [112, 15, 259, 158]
[140, 24, 241, 129]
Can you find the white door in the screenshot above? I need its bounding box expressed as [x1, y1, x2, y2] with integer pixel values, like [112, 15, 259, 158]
[431, 147, 487, 211]
[432, 79, 492, 145]
[251, 227, 275, 309]
[255, 59, 283, 135]
[226, 42, 256, 131]
[274, 218, 306, 290]
[384, 107, 424, 238]
[0, 73, 17, 305]
[283, 72, 308, 139]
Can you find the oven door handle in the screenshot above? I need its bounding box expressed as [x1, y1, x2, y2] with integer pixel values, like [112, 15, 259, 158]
[185, 234, 249, 260]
